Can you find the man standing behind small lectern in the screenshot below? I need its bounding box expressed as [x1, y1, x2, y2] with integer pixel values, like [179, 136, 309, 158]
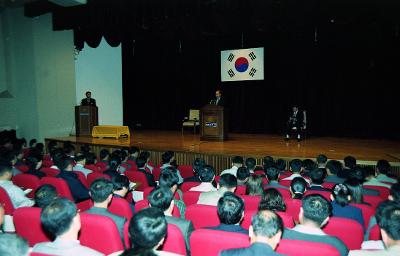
[81, 91, 96, 106]
[201, 89, 228, 141]
[75, 91, 98, 136]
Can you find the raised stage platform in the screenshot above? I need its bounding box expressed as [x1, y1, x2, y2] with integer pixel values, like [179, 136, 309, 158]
[46, 130, 400, 175]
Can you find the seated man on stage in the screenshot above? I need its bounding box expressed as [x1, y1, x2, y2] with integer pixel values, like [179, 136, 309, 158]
[285, 105, 304, 141]
[81, 91, 96, 106]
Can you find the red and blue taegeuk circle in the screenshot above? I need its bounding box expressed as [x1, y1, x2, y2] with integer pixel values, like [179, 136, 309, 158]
[234, 57, 249, 72]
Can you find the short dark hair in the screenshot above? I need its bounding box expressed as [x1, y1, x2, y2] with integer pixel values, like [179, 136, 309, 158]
[259, 188, 286, 212]
[263, 156, 274, 169]
[344, 156, 357, 169]
[41, 198, 77, 237]
[139, 151, 150, 160]
[331, 184, 350, 207]
[344, 178, 364, 204]
[326, 160, 342, 175]
[29, 139, 37, 147]
[217, 192, 244, 225]
[109, 156, 121, 170]
[0, 164, 12, 176]
[47, 140, 58, 152]
[100, 149, 110, 160]
[148, 187, 174, 212]
[161, 151, 174, 164]
[302, 159, 317, 172]
[377, 160, 391, 175]
[316, 154, 328, 165]
[275, 159, 286, 172]
[136, 156, 147, 168]
[199, 165, 215, 182]
[266, 167, 280, 181]
[348, 167, 366, 183]
[237, 167, 250, 181]
[390, 183, 400, 202]
[290, 177, 307, 199]
[128, 146, 139, 155]
[74, 154, 86, 163]
[112, 175, 130, 191]
[289, 159, 302, 173]
[34, 184, 58, 208]
[251, 210, 283, 238]
[245, 158, 256, 170]
[309, 168, 327, 184]
[85, 152, 97, 165]
[89, 178, 114, 203]
[301, 194, 332, 226]
[159, 168, 179, 188]
[246, 175, 264, 196]
[219, 174, 237, 189]
[192, 158, 206, 176]
[128, 207, 167, 253]
[232, 156, 244, 165]
[0, 233, 29, 256]
[58, 156, 74, 171]
[376, 201, 400, 241]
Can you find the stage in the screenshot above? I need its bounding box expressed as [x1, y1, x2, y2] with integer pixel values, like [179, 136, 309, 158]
[45, 130, 400, 174]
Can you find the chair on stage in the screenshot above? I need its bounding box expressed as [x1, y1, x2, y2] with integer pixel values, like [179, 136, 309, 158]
[182, 109, 200, 134]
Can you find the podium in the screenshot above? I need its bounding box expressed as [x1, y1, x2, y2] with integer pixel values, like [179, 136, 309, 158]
[75, 106, 98, 136]
[200, 104, 228, 141]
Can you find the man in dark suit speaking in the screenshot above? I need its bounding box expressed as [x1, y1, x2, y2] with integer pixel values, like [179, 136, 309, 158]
[285, 105, 304, 141]
[210, 89, 224, 106]
[81, 91, 96, 106]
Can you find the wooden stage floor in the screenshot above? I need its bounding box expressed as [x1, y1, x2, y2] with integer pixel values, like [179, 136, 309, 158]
[47, 130, 400, 164]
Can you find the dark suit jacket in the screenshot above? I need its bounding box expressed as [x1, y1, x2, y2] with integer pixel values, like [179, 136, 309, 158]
[81, 98, 96, 106]
[57, 171, 90, 202]
[211, 97, 224, 106]
[137, 168, 156, 187]
[206, 224, 248, 235]
[183, 175, 201, 182]
[221, 242, 285, 256]
[287, 110, 303, 128]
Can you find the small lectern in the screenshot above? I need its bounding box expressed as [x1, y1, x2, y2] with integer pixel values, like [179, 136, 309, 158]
[200, 104, 228, 141]
[75, 105, 98, 136]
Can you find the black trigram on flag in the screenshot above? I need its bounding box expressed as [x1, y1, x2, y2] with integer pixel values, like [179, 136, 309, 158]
[227, 53, 235, 62]
[228, 69, 235, 78]
[249, 52, 256, 61]
[249, 68, 257, 77]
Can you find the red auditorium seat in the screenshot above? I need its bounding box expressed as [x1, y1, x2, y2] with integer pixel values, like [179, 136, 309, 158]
[234, 185, 246, 196]
[0, 187, 15, 215]
[87, 172, 110, 187]
[279, 180, 292, 187]
[241, 210, 294, 230]
[152, 167, 161, 181]
[323, 217, 364, 250]
[84, 164, 101, 172]
[285, 198, 302, 222]
[364, 195, 384, 208]
[79, 213, 124, 255]
[276, 239, 340, 256]
[183, 191, 201, 206]
[364, 185, 390, 199]
[190, 229, 250, 256]
[95, 161, 108, 171]
[368, 224, 381, 240]
[73, 171, 89, 188]
[14, 207, 51, 246]
[185, 204, 219, 229]
[240, 195, 261, 211]
[304, 190, 331, 201]
[323, 182, 336, 190]
[161, 224, 187, 255]
[109, 196, 134, 220]
[134, 199, 180, 217]
[42, 159, 53, 168]
[178, 165, 195, 179]
[181, 181, 201, 192]
[76, 199, 93, 212]
[125, 171, 150, 191]
[16, 165, 29, 173]
[351, 203, 375, 229]
[40, 177, 74, 202]
[12, 173, 41, 198]
[254, 170, 265, 176]
[123, 221, 130, 247]
[275, 187, 292, 199]
[40, 168, 60, 177]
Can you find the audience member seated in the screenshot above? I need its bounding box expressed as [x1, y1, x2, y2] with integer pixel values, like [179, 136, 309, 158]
[63, 144, 75, 159]
[246, 175, 264, 196]
[263, 156, 275, 170]
[0, 233, 29, 256]
[308, 168, 330, 191]
[160, 151, 183, 184]
[136, 156, 157, 187]
[330, 184, 364, 228]
[99, 149, 110, 167]
[104, 156, 122, 179]
[118, 150, 130, 173]
[363, 166, 391, 189]
[0, 204, 4, 229]
[57, 156, 90, 202]
[221, 210, 284, 256]
[316, 154, 328, 169]
[349, 201, 400, 256]
[148, 187, 194, 252]
[237, 167, 250, 186]
[34, 184, 59, 208]
[348, 168, 380, 196]
[275, 159, 287, 174]
[302, 159, 317, 177]
[282, 194, 348, 256]
[85, 152, 97, 166]
[0, 149, 22, 176]
[86, 178, 126, 241]
[375, 160, 397, 183]
[282, 159, 310, 183]
[159, 168, 186, 217]
[197, 173, 237, 206]
[245, 157, 257, 174]
[50, 148, 65, 170]
[344, 178, 369, 205]
[189, 165, 217, 192]
[73, 154, 92, 177]
[127, 146, 139, 162]
[325, 160, 345, 184]
[111, 175, 135, 212]
[290, 177, 307, 199]
[259, 188, 286, 213]
[139, 151, 154, 173]
[184, 158, 205, 182]
[265, 167, 287, 189]
[221, 156, 244, 177]
[25, 155, 46, 179]
[206, 192, 248, 235]
[338, 156, 357, 179]
[32, 198, 103, 255]
[0, 164, 34, 208]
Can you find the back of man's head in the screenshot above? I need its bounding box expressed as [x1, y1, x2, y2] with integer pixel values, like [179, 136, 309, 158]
[99, 149, 110, 160]
[302, 159, 317, 172]
[148, 187, 174, 212]
[245, 157, 256, 171]
[41, 198, 79, 237]
[0, 164, 12, 179]
[58, 156, 74, 171]
[219, 174, 237, 189]
[266, 167, 280, 182]
[309, 168, 327, 185]
[344, 156, 356, 169]
[390, 183, 400, 202]
[192, 158, 206, 176]
[376, 201, 400, 245]
[129, 207, 167, 252]
[128, 146, 139, 156]
[290, 177, 307, 197]
[112, 175, 130, 192]
[301, 194, 332, 226]
[161, 151, 174, 164]
[377, 160, 391, 175]
[74, 154, 86, 164]
[136, 156, 147, 169]
[237, 167, 250, 181]
[89, 178, 114, 203]
[275, 159, 286, 172]
[159, 168, 179, 189]
[326, 160, 342, 175]
[34, 184, 58, 208]
[199, 165, 215, 182]
[251, 210, 283, 240]
[217, 192, 244, 225]
[0, 234, 29, 256]
[289, 159, 302, 174]
[316, 154, 328, 166]
[232, 156, 244, 166]
[263, 156, 274, 170]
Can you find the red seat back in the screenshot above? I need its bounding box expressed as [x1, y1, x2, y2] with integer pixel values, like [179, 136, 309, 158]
[84, 164, 101, 172]
[279, 180, 292, 187]
[134, 199, 180, 217]
[152, 167, 161, 181]
[125, 171, 149, 191]
[40, 168, 60, 177]
[161, 224, 187, 255]
[240, 195, 261, 211]
[73, 171, 89, 188]
[254, 170, 265, 175]
[304, 190, 331, 201]
[185, 204, 219, 229]
[143, 186, 155, 199]
[235, 185, 246, 195]
[190, 229, 249, 256]
[12, 174, 41, 198]
[275, 187, 292, 199]
[351, 203, 375, 229]
[16, 165, 29, 173]
[42, 159, 53, 168]
[109, 197, 134, 221]
[178, 165, 194, 179]
[14, 207, 52, 246]
[76, 199, 93, 212]
[79, 213, 124, 255]
[323, 217, 364, 250]
[277, 211, 295, 228]
[364, 195, 384, 208]
[87, 172, 110, 187]
[285, 198, 302, 222]
[276, 239, 340, 256]
[181, 182, 201, 192]
[364, 185, 390, 199]
[40, 177, 74, 201]
[368, 224, 381, 240]
[183, 191, 201, 206]
[0, 186, 15, 215]
[323, 182, 336, 190]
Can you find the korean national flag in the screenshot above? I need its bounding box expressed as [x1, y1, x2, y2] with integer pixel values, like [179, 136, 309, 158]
[221, 47, 264, 82]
